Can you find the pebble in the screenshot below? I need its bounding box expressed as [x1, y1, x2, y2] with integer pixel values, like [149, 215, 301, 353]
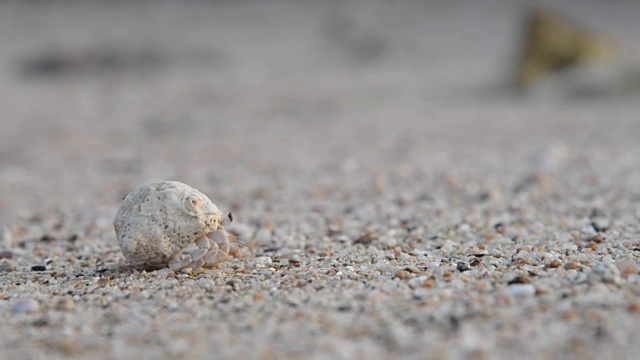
[616, 259, 638, 279]
[255, 256, 272, 265]
[408, 275, 429, 289]
[564, 261, 580, 270]
[476, 280, 492, 292]
[0, 250, 13, 259]
[547, 259, 562, 269]
[591, 217, 611, 232]
[456, 261, 470, 272]
[55, 298, 75, 311]
[31, 265, 47, 272]
[196, 278, 215, 290]
[508, 275, 530, 285]
[13, 299, 40, 313]
[508, 284, 536, 297]
[394, 270, 412, 280]
[0, 261, 16, 272]
[588, 264, 621, 284]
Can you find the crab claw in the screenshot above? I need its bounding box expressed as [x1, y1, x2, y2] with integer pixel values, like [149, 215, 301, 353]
[209, 230, 231, 254]
[203, 244, 227, 267]
[201, 230, 234, 267]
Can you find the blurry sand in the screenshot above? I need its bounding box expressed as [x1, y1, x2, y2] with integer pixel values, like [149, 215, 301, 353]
[2, 1, 640, 359]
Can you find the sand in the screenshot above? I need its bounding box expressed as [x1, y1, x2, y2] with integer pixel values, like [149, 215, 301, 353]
[2, 1, 640, 359]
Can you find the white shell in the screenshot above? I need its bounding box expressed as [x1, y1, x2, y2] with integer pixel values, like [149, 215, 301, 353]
[113, 181, 223, 270]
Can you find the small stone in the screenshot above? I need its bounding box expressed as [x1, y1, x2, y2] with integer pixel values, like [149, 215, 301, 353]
[588, 234, 605, 243]
[508, 284, 536, 297]
[394, 270, 412, 280]
[31, 265, 47, 272]
[40, 234, 56, 242]
[476, 280, 492, 292]
[354, 231, 376, 244]
[289, 259, 301, 267]
[588, 263, 621, 284]
[616, 259, 638, 279]
[591, 217, 610, 232]
[255, 256, 272, 265]
[456, 261, 470, 272]
[55, 298, 75, 311]
[0, 250, 13, 259]
[50, 337, 82, 356]
[562, 310, 580, 320]
[564, 261, 580, 270]
[547, 259, 562, 269]
[0, 261, 16, 272]
[196, 278, 215, 290]
[508, 275, 530, 284]
[13, 299, 40, 313]
[408, 275, 428, 289]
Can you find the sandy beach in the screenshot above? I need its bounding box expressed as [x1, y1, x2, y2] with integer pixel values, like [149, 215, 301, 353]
[2, 1, 640, 359]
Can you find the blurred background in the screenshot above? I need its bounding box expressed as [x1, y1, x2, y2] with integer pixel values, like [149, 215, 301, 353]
[1, 0, 640, 223]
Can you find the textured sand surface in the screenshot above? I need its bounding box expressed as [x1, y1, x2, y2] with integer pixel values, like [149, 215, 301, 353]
[2, 1, 640, 359]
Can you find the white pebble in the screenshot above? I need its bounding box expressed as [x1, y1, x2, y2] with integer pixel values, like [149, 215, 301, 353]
[255, 256, 272, 265]
[408, 276, 428, 289]
[13, 299, 39, 313]
[588, 263, 621, 284]
[412, 248, 429, 256]
[508, 284, 536, 297]
[197, 278, 215, 289]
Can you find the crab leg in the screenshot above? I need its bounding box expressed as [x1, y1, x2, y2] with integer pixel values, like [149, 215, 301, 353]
[158, 220, 243, 275]
[202, 230, 233, 267]
[210, 230, 230, 252]
[227, 234, 240, 257]
[165, 235, 211, 272]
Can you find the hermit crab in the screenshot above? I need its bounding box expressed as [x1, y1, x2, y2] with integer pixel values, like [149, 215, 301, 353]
[113, 181, 240, 273]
